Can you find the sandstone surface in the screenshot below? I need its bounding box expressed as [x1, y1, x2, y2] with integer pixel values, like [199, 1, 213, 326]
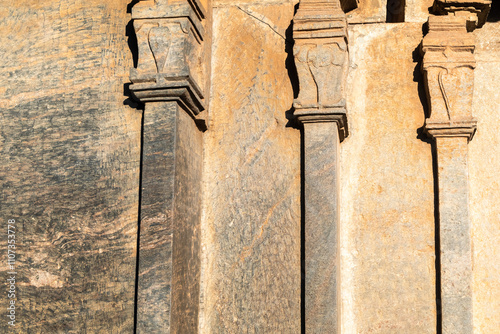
[200, 2, 302, 332]
[0, 0, 140, 332]
[0, 1, 499, 333]
[342, 23, 436, 333]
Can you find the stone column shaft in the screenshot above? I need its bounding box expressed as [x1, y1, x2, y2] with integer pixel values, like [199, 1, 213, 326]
[421, 2, 492, 332]
[137, 102, 176, 333]
[303, 121, 341, 333]
[435, 136, 473, 333]
[137, 101, 203, 333]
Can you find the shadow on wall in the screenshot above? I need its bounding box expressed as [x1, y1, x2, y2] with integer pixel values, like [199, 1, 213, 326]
[488, 1, 500, 22]
[284, 3, 300, 129]
[387, 0, 406, 23]
[127, 0, 142, 13]
[123, 1, 145, 111]
[412, 29, 444, 334]
[123, 20, 144, 111]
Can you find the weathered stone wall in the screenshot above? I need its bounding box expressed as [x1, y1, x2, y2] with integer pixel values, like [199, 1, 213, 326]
[200, 4, 500, 333]
[470, 23, 500, 334]
[1, 1, 499, 333]
[0, 0, 140, 332]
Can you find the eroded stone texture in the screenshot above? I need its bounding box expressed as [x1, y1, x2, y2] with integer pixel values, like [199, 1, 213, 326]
[422, 16, 477, 139]
[130, 0, 208, 116]
[468, 23, 500, 334]
[171, 105, 204, 333]
[432, 0, 492, 30]
[0, 0, 140, 332]
[136, 102, 175, 333]
[303, 121, 341, 333]
[342, 24, 436, 334]
[346, 0, 387, 23]
[200, 2, 301, 332]
[346, 0, 439, 23]
[293, 0, 349, 138]
[436, 137, 473, 334]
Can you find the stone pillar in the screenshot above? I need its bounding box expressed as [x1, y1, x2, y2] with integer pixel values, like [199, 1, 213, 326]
[293, 1, 349, 332]
[129, 0, 210, 332]
[421, 2, 491, 332]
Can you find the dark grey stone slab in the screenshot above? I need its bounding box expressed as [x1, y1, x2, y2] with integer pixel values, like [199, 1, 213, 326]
[435, 137, 473, 334]
[171, 105, 203, 333]
[303, 122, 340, 333]
[137, 102, 203, 333]
[137, 102, 176, 333]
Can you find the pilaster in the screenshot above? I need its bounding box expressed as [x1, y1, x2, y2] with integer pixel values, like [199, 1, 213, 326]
[293, 1, 349, 332]
[129, 0, 210, 332]
[421, 2, 491, 332]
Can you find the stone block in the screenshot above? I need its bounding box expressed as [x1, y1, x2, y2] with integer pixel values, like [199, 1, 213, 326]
[341, 23, 436, 333]
[200, 3, 301, 332]
[469, 23, 500, 334]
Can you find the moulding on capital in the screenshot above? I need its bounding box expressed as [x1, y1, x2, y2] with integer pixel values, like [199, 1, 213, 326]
[292, 0, 349, 140]
[425, 120, 477, 140]
[295, 110, 348, 141]
[129, 0, 208, 117]
[432, 0, 492, 30]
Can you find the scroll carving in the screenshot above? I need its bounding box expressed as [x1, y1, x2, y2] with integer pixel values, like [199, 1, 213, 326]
[292, 0, 349, 140]
[129, 0, 207, 116]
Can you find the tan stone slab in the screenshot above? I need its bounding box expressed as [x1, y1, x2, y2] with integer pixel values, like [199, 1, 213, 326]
[342, 23, 436, 334]
[346, 0, 387, 24]
[469, 22, 500, 334]
[405, 0, 434, 22]
[346, 0, 434, 23]
[200, 3, 301, 332]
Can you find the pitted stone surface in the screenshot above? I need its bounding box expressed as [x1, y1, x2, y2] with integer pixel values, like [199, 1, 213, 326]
[341, 23, 436, 334]
[469, 23, 500, 334]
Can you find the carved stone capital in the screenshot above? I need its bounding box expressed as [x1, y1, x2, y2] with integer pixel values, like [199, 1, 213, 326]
[129, 0, 207, 117]
[422, 15, 478, 140]
[432, 0, 492, 31]
[293, 0, 349, 141]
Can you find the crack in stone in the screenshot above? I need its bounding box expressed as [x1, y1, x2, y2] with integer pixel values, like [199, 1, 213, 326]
[236, 5, 292, 43]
